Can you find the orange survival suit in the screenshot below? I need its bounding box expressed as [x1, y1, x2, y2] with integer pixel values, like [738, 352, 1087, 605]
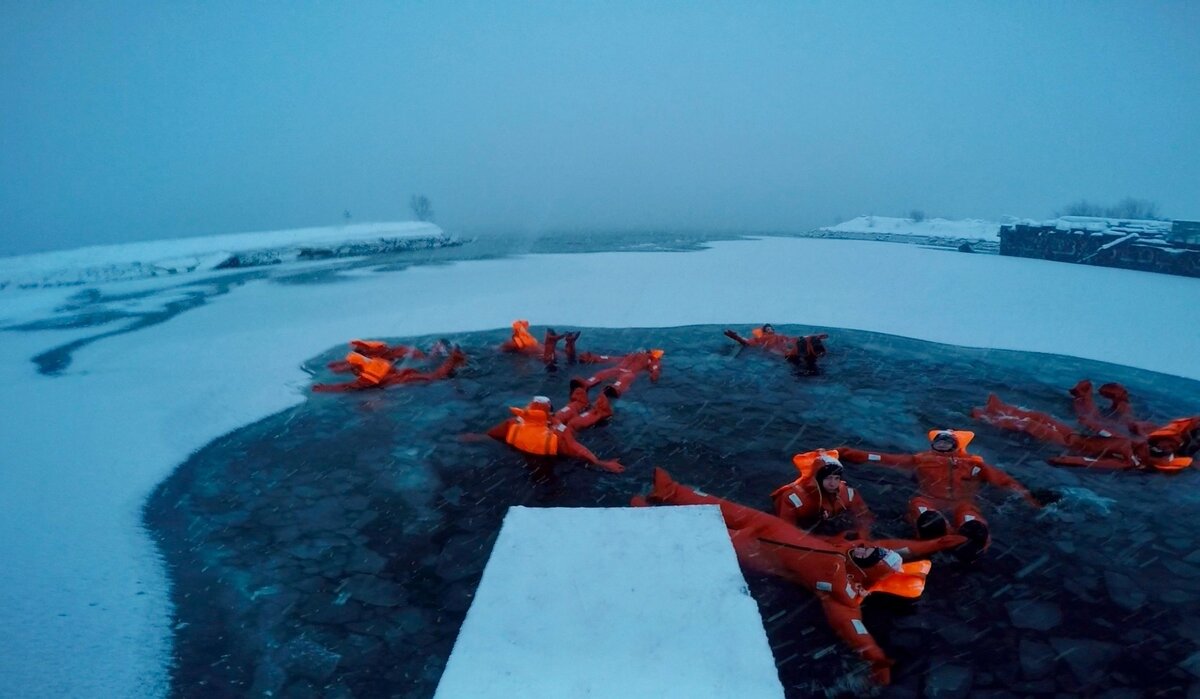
[633, 468, 964, 686]
[313, 347, 466, 392]
[574, 349, 663, 398]
[839, 429, 1040, 559]
[484, 397, 623, 473]
[326, 339, 447, 373]
[500, 319, 540, 354]
[770, 450, 874, 539]
[1069, 379, 1158, 439]
[973, 393, 1195, 472]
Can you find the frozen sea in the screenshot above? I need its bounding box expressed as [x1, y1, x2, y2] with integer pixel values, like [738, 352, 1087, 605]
[2, 228, 1200, 698]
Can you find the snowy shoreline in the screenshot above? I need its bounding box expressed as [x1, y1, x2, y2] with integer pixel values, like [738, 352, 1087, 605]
[0, 221, 454, 290]
[1, 235, 1198, 697]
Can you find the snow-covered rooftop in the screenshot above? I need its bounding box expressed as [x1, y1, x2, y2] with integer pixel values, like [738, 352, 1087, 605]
[1012, 216, 1175, 236]
[821, 216, 1000, 240]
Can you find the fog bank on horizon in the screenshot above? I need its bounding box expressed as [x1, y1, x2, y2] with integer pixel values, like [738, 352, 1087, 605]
[2, 2, 1198, 255]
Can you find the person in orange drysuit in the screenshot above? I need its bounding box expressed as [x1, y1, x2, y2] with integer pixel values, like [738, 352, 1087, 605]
[499, 320, 581, 367]
[500, 319, 540, 354]
[632, 468, 965, 686]
[770, 450, 874, 539]
[972, 393, 1197, 472]
[483, 396, 623, 473]
[540, 328, 582, 367]
[838, 429, 1041, 561]
[552, 384, 616, 432]
[325, 338, 450, 372]
[1069, 379, 1158, 438]
[312, 346, 467, 392]
[724, 325, 828, 372]
[572, 349, 664, 398]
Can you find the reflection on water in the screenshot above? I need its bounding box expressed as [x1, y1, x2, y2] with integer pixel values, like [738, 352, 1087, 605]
[146, 326, 1200, 697]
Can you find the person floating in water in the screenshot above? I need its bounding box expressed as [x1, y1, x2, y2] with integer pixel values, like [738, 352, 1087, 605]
[1068, 379, 1159, 439]
[972, 391, 1197, 472]
[838, 429, 1042, 561]
[770, 449, 875, 540]
[312, 346, 466, 392]
[724, 324, 828, 373]
[499, 319, 582, 367]
[325, 338, 450, 372]
[500, 319, 540, 354]
[572, 348, 663, 398]
[632, 468, 964, 686]
[479, 396, 623, 473]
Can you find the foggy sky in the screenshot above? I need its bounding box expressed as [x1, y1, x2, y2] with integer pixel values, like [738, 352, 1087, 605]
[2, 2, 1198, 255]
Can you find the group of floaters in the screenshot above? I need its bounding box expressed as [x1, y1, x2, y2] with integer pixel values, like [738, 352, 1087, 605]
[308, 321, 1200, 686]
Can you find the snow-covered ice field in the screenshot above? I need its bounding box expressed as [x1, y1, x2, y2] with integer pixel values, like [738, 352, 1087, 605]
[1, 229, 1198, 697]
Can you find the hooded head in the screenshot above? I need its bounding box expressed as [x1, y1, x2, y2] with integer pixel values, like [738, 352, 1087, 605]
[928, 429, 974, 453]
[815, 455, 845, 493]
[509, 396, 553, 421]
[849, 546, 904, 584]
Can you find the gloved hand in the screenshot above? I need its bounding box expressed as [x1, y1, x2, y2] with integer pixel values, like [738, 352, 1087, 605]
[597, 460, 625, 474]
[1028, 488, 1061, 508]
[870, 658, 894, 685]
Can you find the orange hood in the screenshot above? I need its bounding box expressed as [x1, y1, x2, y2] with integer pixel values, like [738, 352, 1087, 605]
[791, 449, 841, 481]
[928, 429, 975, 453]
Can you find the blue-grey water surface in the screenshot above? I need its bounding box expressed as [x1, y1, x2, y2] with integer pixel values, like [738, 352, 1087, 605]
[146, 324, 1200, 698]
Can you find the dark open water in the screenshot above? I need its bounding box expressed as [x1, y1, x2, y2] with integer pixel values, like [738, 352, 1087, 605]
[146, 325, 1200, 698]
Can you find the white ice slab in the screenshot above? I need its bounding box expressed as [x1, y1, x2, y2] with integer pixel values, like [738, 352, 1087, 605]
[435, 506, 784, 699]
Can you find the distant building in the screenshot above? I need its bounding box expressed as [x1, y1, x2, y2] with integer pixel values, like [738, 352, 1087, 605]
[1172, 220, 1200, 246]
[999, 217, 1200, 278]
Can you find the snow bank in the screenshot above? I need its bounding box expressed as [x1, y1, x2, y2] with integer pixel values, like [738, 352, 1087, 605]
[822, 216, 1000, 240]
[0, 221, 451, 289]
[435, 506, 783, 699]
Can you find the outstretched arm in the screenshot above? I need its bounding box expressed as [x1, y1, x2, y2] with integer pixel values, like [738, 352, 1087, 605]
[1046, 455, 1137, 471]
[385, 344, 426, 360]
[819, 597, 892, 686]
[981, 463, 1041, 507]
[723, 329, 751, 346]
[869, 535, 967, 560]
[559, 431, 624, 473]
[838, 446, 917, 469]
[312, 378, 375, 393]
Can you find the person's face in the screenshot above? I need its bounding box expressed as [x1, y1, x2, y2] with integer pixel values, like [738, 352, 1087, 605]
[1148, 440, 1174, 459]
[821, 474, 842, 493]
[931, 437, 956, 452]
[762, 325, 775, 334]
